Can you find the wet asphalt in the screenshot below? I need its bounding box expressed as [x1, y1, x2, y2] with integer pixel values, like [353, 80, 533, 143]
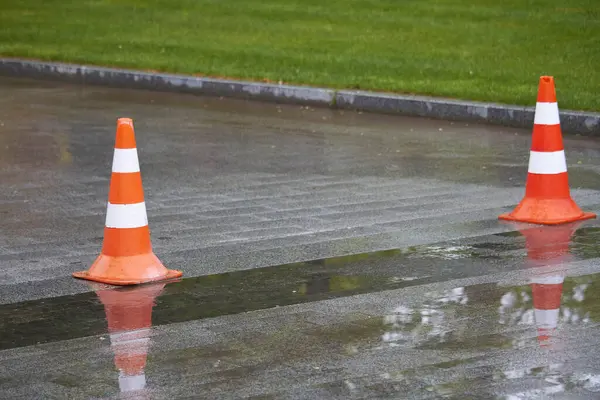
[2, 77, 600, 399]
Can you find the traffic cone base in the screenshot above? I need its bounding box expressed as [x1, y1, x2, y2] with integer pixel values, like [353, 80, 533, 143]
[499, 198, 596, 225]
[73, 253, 182, 285]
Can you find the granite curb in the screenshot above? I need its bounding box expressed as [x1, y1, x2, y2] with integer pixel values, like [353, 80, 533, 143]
[1, 58, 599, 135]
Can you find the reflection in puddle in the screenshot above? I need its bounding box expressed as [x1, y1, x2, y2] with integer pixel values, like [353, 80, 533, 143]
[377, 222, 600, 399]
[93, 282, 170, 398]
[409, 245, 476, 260]
[382, 287, 468, 348]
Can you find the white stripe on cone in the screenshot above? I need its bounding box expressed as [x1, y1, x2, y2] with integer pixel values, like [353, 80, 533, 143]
[105, 202, 148, 229]
[110, 336, 151, 349]
[119, 373, 146, 392]
[531, 276, 565, 285]
[534, 308, 560, 329]
[112, 148, 141, 173]
[528, 150, 567, 174]
[533, 102, 560, 125]
[109, 329, 152, 343]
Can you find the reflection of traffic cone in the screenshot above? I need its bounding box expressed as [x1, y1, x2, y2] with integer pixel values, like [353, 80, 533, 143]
[515, 223, 581, 347]
[73, 118, 182, 285]
[531, 274, 564, 347]
[95, 283, 166, 393]
[519, 221, 583, 267]
[499, 76, 596, 225]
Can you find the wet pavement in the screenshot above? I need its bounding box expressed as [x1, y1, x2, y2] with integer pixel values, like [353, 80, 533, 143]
[2, 77, 600, 398]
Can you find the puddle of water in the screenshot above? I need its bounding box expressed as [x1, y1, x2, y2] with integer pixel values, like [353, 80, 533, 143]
[3, 224, 600, 352]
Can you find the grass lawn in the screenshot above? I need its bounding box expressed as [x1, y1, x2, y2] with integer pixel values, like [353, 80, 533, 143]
[1, 0, 599, 111]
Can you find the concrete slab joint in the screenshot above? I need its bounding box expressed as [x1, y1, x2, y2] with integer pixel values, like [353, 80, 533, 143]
[0, 57, 598, 135]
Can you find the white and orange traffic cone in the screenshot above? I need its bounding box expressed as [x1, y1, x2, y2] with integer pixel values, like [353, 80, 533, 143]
[95, 283, 166, 394]
[499, 76, 596, 225]
[73, 118, 182, 285]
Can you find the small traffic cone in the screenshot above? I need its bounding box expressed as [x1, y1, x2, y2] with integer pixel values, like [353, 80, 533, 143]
[73, 118, 182, 285]
[499, 76, 596, 225]
[95, 283, 166, 394]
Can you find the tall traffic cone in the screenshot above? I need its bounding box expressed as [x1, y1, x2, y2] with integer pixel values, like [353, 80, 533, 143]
[95, 283, 166, 394]
[73, 118, 182, 285]
[499, 76, 596, 225]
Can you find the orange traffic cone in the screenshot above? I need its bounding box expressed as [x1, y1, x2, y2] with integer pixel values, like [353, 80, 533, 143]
[499, 76, 596, 225]
[73, 118, 182, 285]
[95, 283, 166, 394]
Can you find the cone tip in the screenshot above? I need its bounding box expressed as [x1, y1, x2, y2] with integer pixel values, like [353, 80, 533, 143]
[115, 118, 137, 149]
[117, 117, 134, 126]
[537, 76, 557, 103]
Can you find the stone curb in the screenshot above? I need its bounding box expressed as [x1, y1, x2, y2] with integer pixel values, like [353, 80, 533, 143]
[1, 58, 599, 135]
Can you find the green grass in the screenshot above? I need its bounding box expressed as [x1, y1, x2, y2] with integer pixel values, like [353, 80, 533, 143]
[1, 0, 599, 110]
